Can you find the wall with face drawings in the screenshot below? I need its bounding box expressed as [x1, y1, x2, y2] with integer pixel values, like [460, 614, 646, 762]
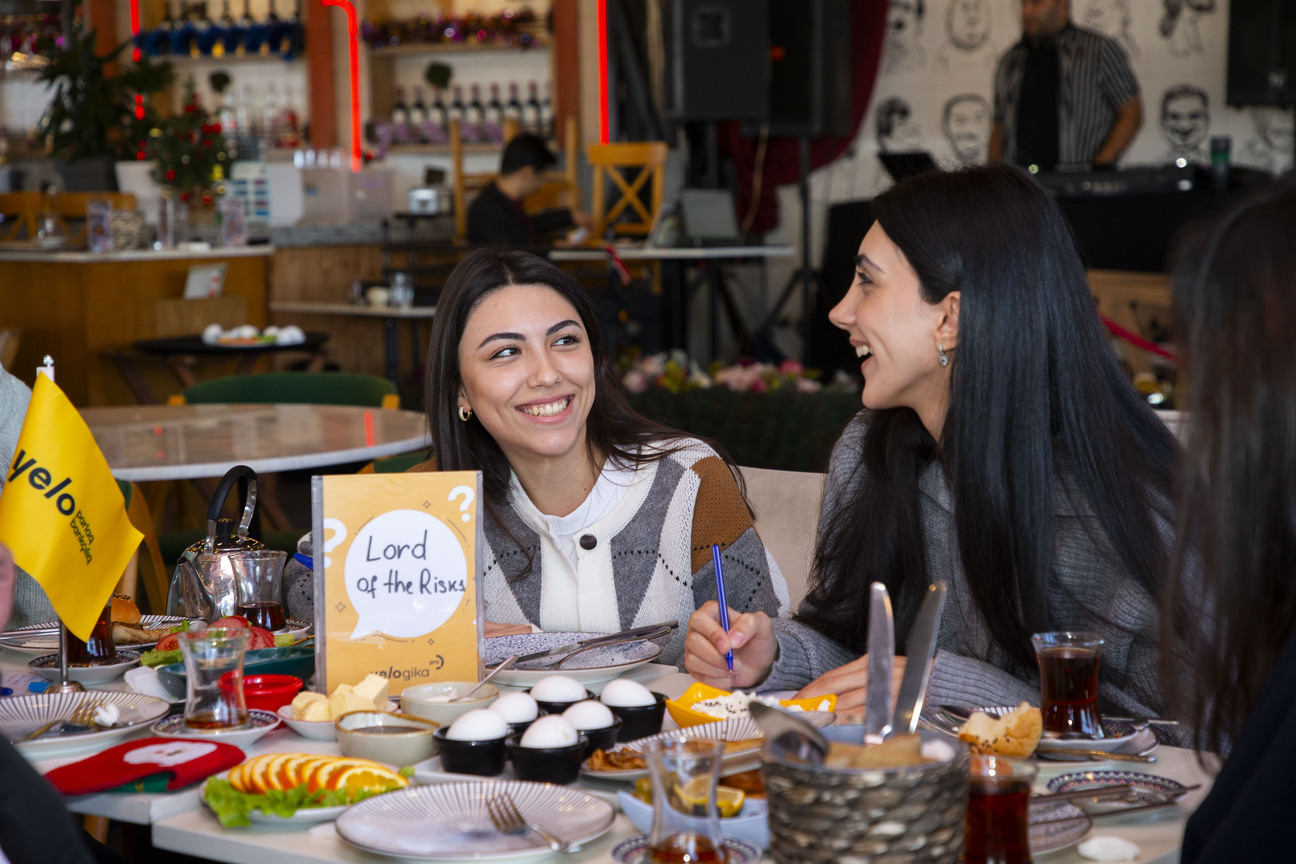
[807, 0, 1294, 203]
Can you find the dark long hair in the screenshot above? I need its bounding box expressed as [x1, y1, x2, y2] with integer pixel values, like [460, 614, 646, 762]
[1165, 176, 1296, 755]
[423, 247, 710, 507]
[798, 165, 1176, 667]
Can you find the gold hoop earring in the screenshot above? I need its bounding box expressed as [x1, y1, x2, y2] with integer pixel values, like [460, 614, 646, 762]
[458, 406, 473, 422]
[938, 342, 949, 368]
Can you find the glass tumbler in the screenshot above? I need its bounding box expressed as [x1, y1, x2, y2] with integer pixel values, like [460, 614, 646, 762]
[965, 755, 1037, 864]
[230, 549, 288, 631]
[179, 628, 250, 730]
[1031, 631, 1104, 739]
[645, 737, 726, 864]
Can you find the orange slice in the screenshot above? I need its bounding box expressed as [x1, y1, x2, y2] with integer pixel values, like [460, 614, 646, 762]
[306, 757, 374, 793]
[227, 762, 251, 793]
[247, 754, 287, 794]
[325, 763, 408, 796]
[278, 754, 326, 791]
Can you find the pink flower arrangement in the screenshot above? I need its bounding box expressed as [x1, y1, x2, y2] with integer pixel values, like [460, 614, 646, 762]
[620, 352, 837, 395]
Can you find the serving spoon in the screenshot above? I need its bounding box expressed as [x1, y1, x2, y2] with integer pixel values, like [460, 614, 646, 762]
[452, 655, 517, 702]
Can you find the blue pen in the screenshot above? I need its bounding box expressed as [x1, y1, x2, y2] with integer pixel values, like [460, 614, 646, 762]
[712, 543, 734, 672]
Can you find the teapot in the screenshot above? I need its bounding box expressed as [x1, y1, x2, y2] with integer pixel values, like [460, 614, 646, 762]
[166, 465, 267, 620]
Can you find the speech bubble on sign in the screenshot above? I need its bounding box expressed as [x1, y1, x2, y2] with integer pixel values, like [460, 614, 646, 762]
[344, 509, 468, 640]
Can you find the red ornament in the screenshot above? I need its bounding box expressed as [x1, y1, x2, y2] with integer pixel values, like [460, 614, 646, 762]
[185, 103, 196, 113]
[202, 192, 212, 205]
[180, 191, 190, 202]
[165, 169, 177, 181]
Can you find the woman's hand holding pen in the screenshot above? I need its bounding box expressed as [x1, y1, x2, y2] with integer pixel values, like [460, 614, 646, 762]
[684, 601, 777, 689]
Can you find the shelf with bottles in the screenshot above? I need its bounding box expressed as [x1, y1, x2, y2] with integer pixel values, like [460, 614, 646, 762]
[361, 9, 545, 55]
[368, 79, 555, 159]
[366, 35, 549, 58]
[135, 0, 306, 62]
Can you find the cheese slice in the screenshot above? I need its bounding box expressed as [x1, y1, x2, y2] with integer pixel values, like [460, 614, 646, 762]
[291, 691, 326, 720]
[301, 700, 332, 721]
[327, 684, 356, 719]
[352, 674, 390, 711]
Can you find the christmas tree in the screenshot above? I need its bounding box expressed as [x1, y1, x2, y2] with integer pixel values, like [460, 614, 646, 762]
[148, 76, 235, 204]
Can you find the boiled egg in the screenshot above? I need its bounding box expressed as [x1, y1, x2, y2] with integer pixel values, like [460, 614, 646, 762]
[600, 678, 656, 707]
[562, 699, 615, 731]
[277, 325, 306, 345]
[519, 715, 579, 749]
[446, 708, 508, 741]
[530, 675, 587, 704]
[489, 691, 539, 723]
[201, 323, 223, 344]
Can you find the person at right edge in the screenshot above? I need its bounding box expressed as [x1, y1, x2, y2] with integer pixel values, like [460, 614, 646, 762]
[989, 0, 1142, 170]
[1168, 177, 1296, 861]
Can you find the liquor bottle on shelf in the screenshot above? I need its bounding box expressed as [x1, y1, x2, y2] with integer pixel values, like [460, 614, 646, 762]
[218, 86, 239, 145]
[287, 0, 305, 59]
[484, 82, 506, 143]
[391, 85, 411, 144]
[194, 0, 218, 56]
[213, 0, 235, 58]
[449, 84, 468, 140]
[263, 0, 282, 56]
[466, 83, 487, 144]
[505, 82, 523, 126]
[427, 86, 449, 144]
[409, 87, 429, 144]
[523, 80, 543, 137]
[146, 0, 175, 56]
[281, 82, 301, 148]
[172, 0, 198, 57]
[540, 80, 555, 140]
[262, 81, 282, 149]
[237, 81, 260, 158]
[237, 0, 255, 56]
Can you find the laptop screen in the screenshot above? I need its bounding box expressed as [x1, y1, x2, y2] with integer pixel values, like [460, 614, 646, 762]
[680, 188, 741, 246]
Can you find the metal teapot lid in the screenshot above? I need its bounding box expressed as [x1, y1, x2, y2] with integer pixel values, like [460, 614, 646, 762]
[190, 465, 266, 556]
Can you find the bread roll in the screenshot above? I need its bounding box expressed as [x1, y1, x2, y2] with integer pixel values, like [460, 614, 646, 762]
[111, 593, 141, 625]
[957, 701, 1043, 758]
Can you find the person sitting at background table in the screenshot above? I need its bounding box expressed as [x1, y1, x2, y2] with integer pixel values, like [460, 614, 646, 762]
[416, 247, 789, 663]
[1164, 177, 1296, 862]
[685, 165, 1180, 722]
[466, 133, 592, 247]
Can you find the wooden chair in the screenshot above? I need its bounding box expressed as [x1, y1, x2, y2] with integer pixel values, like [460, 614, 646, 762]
[0, 192, 39, 240]
[1087, 269, 1173, 379]
[587, 141, 668, 240]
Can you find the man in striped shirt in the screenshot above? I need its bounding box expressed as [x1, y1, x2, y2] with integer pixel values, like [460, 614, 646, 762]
[989, 0, 1142, 170]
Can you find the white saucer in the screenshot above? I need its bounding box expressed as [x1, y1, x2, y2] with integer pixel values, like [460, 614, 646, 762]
[151, 709, 281, 747]
[28, 651, 141, 685]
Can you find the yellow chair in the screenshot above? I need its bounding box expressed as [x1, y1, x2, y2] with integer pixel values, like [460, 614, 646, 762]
[587, 141, 667, 240]
[0, 191, 39, 240]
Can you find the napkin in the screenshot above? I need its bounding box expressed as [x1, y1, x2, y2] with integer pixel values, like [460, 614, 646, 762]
[43, 737, 244, 795]
[124, 665, 175, 702]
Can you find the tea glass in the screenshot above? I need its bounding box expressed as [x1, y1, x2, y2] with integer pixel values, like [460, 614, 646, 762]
[230, 549, 288, 631]
[1030, 631, 1104, 739]
[965, 755, 1037, 864]
[644, 737, 726, 864]
[179, 628, 250, 730]
[66, 598, 118, 665]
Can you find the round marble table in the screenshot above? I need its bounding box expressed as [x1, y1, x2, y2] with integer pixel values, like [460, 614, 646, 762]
[82, 404, 431, 482]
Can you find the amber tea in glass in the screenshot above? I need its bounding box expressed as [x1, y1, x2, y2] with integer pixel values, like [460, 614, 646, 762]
[965, 755, 1036, 864]
[66, 600, 118, 665]
[645, 738, 727, 864]
[1031, 631, 1104, 739]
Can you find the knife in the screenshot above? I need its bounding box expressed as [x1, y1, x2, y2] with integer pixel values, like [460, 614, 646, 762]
[506, 621, 680, 665]
[890, 581, 947, 737]
[863, 582, 894, 745]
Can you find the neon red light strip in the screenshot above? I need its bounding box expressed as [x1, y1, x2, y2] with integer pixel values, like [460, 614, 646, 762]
[597, 0, 608, 144]
[322, 0, 363, 172]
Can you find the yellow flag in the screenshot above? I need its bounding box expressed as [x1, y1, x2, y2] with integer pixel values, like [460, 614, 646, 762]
[0, 376, 142, 640]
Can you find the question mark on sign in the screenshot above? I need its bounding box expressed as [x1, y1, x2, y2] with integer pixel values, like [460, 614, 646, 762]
[321, 517, 348, 568]
[448, 486, 475, 522]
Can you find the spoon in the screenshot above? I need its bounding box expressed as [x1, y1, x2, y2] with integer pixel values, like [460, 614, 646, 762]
[453, 655, 518, 702]
[749, 701, 829, 766]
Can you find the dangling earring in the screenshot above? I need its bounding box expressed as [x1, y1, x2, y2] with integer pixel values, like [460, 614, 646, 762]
[938, 342, 949, 368]
[458, 405, 473, 422]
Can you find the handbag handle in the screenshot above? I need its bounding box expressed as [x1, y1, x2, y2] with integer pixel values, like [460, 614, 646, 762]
[205, 464, 258, 549]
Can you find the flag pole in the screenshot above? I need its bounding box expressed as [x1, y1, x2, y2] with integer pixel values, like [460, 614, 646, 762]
[38, 358, 83, 694]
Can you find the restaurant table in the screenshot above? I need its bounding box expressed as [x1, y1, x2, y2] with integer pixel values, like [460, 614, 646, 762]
[0, 642, 1217, 863]
[109, 332, 332, 404]
[81, 403, 431, 484]
[548, 245, 796, 361]
[268, 301, 437, 387]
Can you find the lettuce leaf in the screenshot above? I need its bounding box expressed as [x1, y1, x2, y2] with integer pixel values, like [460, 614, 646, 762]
[202, 778, 377, 828]
[140, 648, 182, 668]
[273, 633, 295, 647]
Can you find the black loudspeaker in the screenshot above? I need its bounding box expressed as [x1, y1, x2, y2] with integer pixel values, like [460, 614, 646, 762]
[668, 0, 770, 121]
[1226, 0, 1296, 107]
[765, 0, 855, 137]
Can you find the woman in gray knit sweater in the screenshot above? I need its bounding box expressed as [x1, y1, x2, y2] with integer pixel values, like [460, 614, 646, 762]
[686, 166, 1180, 720]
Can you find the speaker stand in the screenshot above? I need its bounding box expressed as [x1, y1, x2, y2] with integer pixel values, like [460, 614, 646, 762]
[754, 136, 821, 364]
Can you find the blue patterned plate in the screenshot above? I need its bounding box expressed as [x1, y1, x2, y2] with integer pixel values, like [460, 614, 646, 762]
[1046, 770, 1190, 811]
[1030, 798, 1092, 854]
[483, 632, 663, 688]
[611, 835, 760, 864]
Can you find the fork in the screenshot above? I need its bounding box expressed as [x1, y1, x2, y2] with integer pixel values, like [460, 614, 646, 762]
[486, 792, 572, 853]
[17, 695, 106, 742]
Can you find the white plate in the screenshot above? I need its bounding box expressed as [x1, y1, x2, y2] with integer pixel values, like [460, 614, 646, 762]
[1030, 798, 1093, 854]
[579, 718, 767, 782]
[920, 705, 1158, 764]
[410, 755, 621, 806]
[611, 835, 761, 864]
[152, 709, 281, 747]
[336, 780, 616, 861]
[200, 778, 351, 825]
[3, 691, 171, 759]
[28, 651, 142, 685]
[483, 632, 663, 688]
[1, 615, 194, 653]
[275, 701, 397, 741]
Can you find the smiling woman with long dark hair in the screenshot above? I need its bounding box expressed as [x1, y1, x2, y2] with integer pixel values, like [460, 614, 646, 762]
[686, 165, 1180, 718]
[417, 248, 788, 664]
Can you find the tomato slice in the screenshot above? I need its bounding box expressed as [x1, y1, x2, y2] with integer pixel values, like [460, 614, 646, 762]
[155, 633, 179, 652]
[247, 627, 275, 650]
[209, 616, 251, 630]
